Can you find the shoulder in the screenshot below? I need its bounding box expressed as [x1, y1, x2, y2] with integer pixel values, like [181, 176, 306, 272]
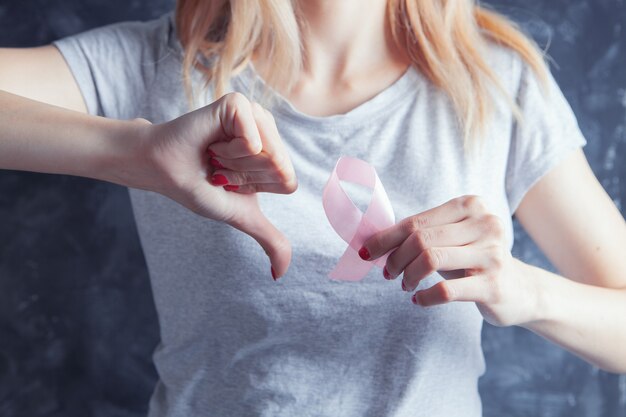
[480, 39, 573, 127]
[480, 39, 533, 99]
[55, 12, 179, 64]
[50, 12, 181, 119]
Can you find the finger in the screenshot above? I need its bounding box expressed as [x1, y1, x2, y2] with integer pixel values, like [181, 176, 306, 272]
[361, 195, 488, 261]
[208, 135, 263, 159]
[383, 218, 490, 280]
[251, 102, 279, 156]
[209, 93, 263, 158]
[209, 151, 295, 181]
[209, 153, 275, 172]
[413, 275, 490, 306]
[222, 183, 297, 195]
[228, 208, 292, 280]
[246, 104, 297, 188]
[209, 168, 293, 188]
[401, 245, 499, 292]
[207, 102, 279, 159]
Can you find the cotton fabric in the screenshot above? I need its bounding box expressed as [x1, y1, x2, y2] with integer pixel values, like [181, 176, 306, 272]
[53, 12, 586, 417]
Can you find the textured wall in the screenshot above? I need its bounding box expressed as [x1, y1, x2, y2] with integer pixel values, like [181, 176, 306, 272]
[0, 1, 624, 416]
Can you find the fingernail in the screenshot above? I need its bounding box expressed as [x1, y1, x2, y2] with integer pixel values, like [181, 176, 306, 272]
[211, 174, 229, 185]
[358, 247, 370, 261]
[383, 266, 391, 280]
[271, 267, 278, 281]
[411, 293, 419, 305]
[224, 185, 239, 191]
[401, 280, 407, 291]
[208, 149, 217, 157]
[209, 158, 224, 169]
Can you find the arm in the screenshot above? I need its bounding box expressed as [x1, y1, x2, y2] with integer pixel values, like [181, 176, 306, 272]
[0, 89, 147, 183]
[0, 46, 296, 277]
[0, 45, 146, 185]
[359, 148, 626, 374]
[0, 46, 87, 113]
[514, 148, 626, 373]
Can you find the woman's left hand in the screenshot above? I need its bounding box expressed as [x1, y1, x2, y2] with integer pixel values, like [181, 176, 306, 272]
[359, 195, 539, 327]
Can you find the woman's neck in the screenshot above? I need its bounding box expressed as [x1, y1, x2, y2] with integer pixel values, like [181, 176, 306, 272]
[254, 0, 410, 117]
[297, 0, 397, 83]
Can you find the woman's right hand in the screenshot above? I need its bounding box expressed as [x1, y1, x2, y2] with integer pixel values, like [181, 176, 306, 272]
[133, 93, 297, 280]
[1, 45, 295, 279]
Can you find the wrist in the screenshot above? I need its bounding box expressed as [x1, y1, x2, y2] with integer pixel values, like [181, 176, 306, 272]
[514, 259, 558, 329]
[93, 117, 154, 189]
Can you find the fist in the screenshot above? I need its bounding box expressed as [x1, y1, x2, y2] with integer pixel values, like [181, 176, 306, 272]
[135, 92, 297, 280]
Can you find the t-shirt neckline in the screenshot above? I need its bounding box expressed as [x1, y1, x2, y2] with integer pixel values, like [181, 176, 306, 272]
[232, 63, 422, 130]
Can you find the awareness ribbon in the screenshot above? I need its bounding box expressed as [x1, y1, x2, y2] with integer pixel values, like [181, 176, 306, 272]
[322, 156, 396, 281]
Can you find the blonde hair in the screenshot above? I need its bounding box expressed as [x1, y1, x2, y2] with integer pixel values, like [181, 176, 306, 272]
[175, 0, 548, 147]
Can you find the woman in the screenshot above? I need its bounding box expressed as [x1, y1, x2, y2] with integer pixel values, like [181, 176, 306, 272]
[0, 0, 624, 416]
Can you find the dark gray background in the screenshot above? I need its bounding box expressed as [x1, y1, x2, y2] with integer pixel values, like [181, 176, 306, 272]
[0, 1, 624, 416]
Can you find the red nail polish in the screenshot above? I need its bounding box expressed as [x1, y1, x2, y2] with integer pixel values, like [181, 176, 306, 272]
[383, 266, 391, 280]
[271, 267, 278, 281]
[401, 280, 407, 291]
[358, 247, 370, 261]
[211, 174, 229, 185]
[209, 158, 224, 169]
[224, 185, 239, 191]
[411, 293, 418, 305]
[208, 149, 217, 157]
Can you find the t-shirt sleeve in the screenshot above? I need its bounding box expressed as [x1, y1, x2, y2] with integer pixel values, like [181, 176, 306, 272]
[52, 14, 171, 119]
[505, 57, 587, 215]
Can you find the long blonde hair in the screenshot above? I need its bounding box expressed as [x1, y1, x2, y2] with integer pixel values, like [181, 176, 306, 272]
[175, 0, 547, 146]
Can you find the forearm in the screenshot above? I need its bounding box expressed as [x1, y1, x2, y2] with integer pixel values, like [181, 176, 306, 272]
[519, 259, 626, 373]
[0, 90, 147, 185]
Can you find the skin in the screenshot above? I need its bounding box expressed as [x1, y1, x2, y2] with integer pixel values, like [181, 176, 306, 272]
[0, 0, 625, 378]
[0, 88, 296, 279]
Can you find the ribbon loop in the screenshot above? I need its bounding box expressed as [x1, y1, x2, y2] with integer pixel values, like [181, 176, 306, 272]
[322, 156, 396, 281]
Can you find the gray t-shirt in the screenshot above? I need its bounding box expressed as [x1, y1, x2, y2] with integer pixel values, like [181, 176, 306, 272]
[53, 12, 586, 417]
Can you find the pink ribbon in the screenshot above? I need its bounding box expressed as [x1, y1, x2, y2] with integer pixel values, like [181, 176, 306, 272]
[322, 156, 396, 281]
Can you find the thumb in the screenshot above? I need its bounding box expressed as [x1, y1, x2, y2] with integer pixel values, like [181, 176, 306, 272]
[229, 208, 292, 280]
